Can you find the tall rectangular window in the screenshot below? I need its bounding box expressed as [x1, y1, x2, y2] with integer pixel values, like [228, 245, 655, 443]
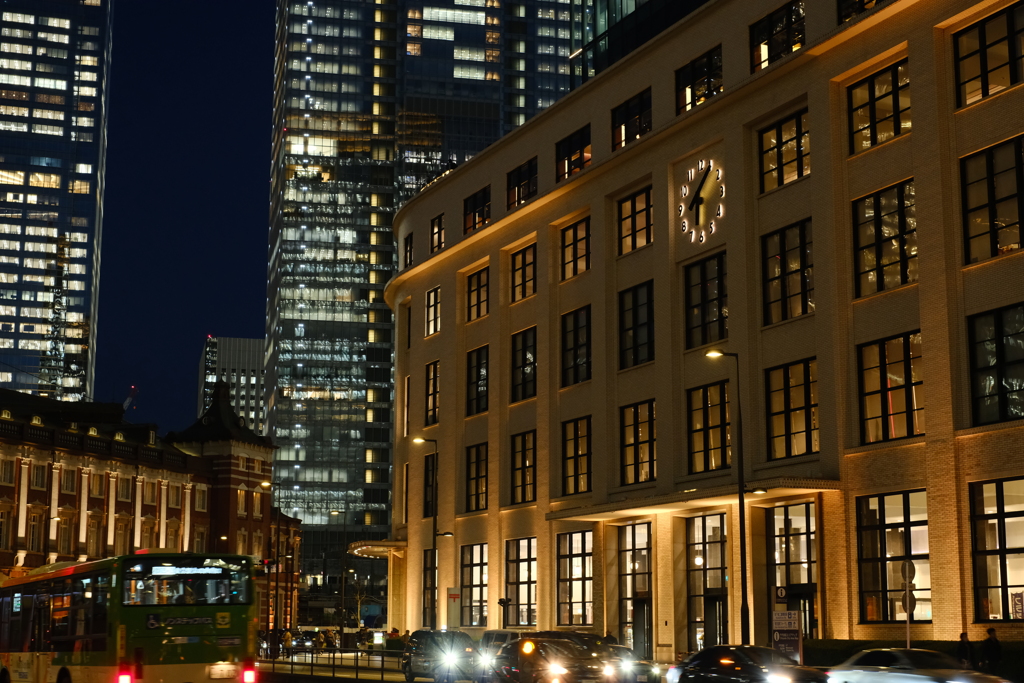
[425, 287, 441, 336]
[403, 233, 414, 268]
[511, 327, 537, 403]
[750, 1, 805, 72]
[467, 267, 489, 321]
[563, 416, 592, 495]
[760, 110, 810, 192]
[611, 88, 652, 150]
[507, 157, 537, 209]
[561, 217, 590, 280]
[766, 358, 819, 459]
[857, 490, 931, 622]
[557, 530, 593, 625]
[621, 400, 656, 485]
[619, 523, 652, 654]
[461, 543, 488, 626]
[511, 430, 536, 505]
[423, 452, 437, 518]
[430, 214, 445, 252]
[859, 332, 925, 443]
[676, 46, 723, 114]
[962, 136, 1022, 263]
[688, 381, 731, 473]
[423, 548, 437, 628]
[465, 443, 488, 512]
[685, 252, 728, 348]
[969, 303, 1024, 425]
[464, 186, 491, 234]
[970, 476, 1024, 621]
[618, 186, 653, 254]
[562, 306, 591, 387]
[556, 125, 591, 182]
[768, 503, 818, 638]
[505, 537, 537, 626]
[619, 280, 654, 368]
[762, 220, 814, 325]
[849, 60, 911, 154]
[687, 514, 728, 651]
[854, 180, 918, 296]
[954, 4, 1024, 107]
[511, 244, 536, 302]
[425, 360, 440, 426]
[466, 345, 489, 416]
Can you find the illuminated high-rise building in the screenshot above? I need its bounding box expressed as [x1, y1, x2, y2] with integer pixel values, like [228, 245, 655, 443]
[0, 0, 112, 401]
[198, 336, 266, 434]
[266, 0, 572, 586]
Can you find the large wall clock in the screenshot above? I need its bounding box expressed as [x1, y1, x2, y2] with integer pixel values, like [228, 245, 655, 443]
[678, 158, 724, 244]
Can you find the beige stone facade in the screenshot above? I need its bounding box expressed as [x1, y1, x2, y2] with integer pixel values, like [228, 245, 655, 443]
[384, 0, 1024, 658]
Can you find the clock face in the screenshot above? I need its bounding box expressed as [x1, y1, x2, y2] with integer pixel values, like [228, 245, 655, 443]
[677, 158, 725, 244]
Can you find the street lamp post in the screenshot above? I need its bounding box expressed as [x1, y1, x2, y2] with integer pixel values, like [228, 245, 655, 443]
[706, 349, 750, 645]
[413, 437, 439, 629]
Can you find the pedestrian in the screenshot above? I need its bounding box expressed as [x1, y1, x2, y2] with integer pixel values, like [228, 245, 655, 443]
[402, 630, 411, 644]
[980, 627, 1002, 676]
[283, 628, 294, 658]
[603, 631, 618, 645]
[955, 632, 974, 670]
[316, 630, 326, 654]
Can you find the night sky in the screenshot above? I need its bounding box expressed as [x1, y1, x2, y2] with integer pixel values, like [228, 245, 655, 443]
[95, 0, 277, 431]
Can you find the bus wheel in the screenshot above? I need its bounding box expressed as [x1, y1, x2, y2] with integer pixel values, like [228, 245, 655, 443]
[57, 670, 71, 683]
[1, 668, 10, 683]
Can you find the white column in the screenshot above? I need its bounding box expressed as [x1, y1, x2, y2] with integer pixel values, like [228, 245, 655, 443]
[15, 458, 28, 566]
[48, 461, 60, 563]
[78, 467, 89, 561]
[159, 480, 168, 548]
[183, 483, 192, 552]
[133, 475, 143, 549]
[107, 472, 117, 550]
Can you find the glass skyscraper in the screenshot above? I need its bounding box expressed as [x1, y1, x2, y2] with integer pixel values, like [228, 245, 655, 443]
[0, 0, 112, 401]
[266, 0, 571, 591]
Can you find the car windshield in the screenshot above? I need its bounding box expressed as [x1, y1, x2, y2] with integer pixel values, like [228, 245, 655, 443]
[538, 640, 587, 661]
[430, 632, 475, 653]
[742, 648, 798, 666]
[900, 651, 962, 670]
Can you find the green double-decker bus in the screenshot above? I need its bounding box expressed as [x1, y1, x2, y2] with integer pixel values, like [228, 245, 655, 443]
[0, 551, 258, 683]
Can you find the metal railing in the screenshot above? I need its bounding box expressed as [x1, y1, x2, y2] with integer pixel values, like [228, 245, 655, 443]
[260, 645, 404, 679]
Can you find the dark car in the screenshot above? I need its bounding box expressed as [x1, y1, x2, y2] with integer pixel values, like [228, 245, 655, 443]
[678, 645, 826, 683]
[606, 645, 661, 683]
[403, 629, 480, 683]
[491, 636, 610, 683]
[828, 648, 1009, 683]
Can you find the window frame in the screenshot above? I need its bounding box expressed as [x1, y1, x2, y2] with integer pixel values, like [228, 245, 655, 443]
[611, 88, 652, 150]
[556, 125, 592, 182]
[618, 186, 653, 255]
[858, 331, 925, 444]
[759, 110, 810, 193]
[465, 442, 488, 513]
[403, 232, 414, 269]
[953, 3, 1024, 108]
[618, 523, 653, 649]
[425, 360, 440, 426]
[556, 530, 594, 625]
[768, 502, 819, 638]
[560, 217, 590, 280]
[968, 303, 1024, 426]
[467, 266, 489, 322]
[511, 326, 537, 403]
[465, 344, 489, 417]
[970, 476, 1024, 621]
[511, 430, 536, 505]
[848, 59, 911, 154]
[423, 548, 438, 628]
[507, 157, 538, 209]
[562, 416, 592, 496]
[961, 135, 1023, 264]
[762, 219, 814, 325]
[561, 305, 591, 387]
[853, 180, 918, 297]
[430, 214, 445, 253]
[750, 0, 806, 72]
[463, 186, 491, 235]
[676, 45, 723, 114]
[423, 451, 437, 518]
[505, 537, 538, 626]
[620, 399, 656, 486]
[685, 251, 728, 349]
[619, 280, 655, 369]
[425, 286, 441, 337]
[460, 543, 489, 627]
[686, 514, 728, 651]
[688, 380, 731, 474]
[765, 357, 820, 459]
[510, 244, 537, 303]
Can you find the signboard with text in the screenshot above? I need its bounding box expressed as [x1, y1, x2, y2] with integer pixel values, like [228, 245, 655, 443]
[772, 610, 802, 664]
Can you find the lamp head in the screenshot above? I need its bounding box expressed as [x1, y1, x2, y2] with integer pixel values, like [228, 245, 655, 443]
[705, 349, 725, 358]
[261, 481, 272, 488]
[751, 487, 768, 495]
[330, 510, 341, 515]
[413, 437, 425, 444]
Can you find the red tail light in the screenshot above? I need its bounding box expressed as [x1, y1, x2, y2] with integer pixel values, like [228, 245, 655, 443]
[243, 668, 257, 683]
[117, 674, 132, 683]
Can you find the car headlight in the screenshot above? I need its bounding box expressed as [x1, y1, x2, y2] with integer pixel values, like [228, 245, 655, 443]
[482, 656, 494, 668]
[621, 661, 634, 672]
[652, 667, 660, 676]
[550, 665, 569, 675]
[603, 665, 616, 676]
[444, 653, 458, 666]
[767, 675, 792, 683]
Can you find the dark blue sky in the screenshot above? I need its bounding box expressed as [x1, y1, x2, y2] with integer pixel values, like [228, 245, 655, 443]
[96, 0, 276, 431]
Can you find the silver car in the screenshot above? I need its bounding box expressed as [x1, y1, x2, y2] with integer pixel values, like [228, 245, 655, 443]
[828, 649, 1009, 683]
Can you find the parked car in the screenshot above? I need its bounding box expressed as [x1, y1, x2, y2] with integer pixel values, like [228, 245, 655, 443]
[677, 645, 827, 683]
[490, 636, 610, 683]
[290, 631, 318, 653]
[606, 645, 661, 683]
[479, 631, 524, 682]
[828, 649, 1010, 683]
[403, 629, 480, 683]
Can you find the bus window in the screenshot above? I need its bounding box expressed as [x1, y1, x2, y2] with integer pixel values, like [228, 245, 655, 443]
[123, 557, 251, 606]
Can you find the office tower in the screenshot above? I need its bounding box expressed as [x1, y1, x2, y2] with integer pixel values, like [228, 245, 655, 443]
[0, 0, 113, 401]
[198, 336, 267, 434]
[266, 0, 572, 588]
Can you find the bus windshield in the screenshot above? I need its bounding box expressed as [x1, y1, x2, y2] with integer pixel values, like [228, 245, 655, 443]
[123, 556, 251, 606]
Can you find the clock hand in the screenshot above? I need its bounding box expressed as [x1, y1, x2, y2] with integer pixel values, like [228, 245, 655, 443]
[687, 165, 712, 212]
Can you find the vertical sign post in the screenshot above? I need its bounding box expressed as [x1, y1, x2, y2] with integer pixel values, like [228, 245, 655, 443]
[771, 610, 802, 664]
